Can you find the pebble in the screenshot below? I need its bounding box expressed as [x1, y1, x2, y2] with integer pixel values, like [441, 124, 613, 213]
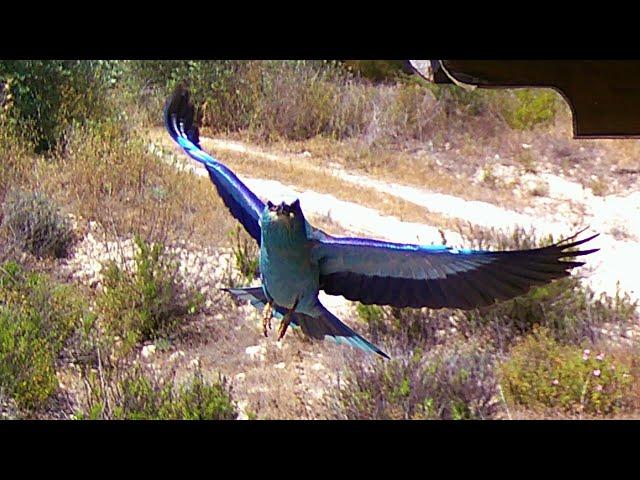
[245, 345, 266, 361]
[169, 350, 186, 362]
[141, 344, 156, 359]
[236, 400, 250, 420]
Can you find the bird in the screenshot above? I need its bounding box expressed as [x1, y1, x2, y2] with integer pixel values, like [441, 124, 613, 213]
[164, 84, 599, 360]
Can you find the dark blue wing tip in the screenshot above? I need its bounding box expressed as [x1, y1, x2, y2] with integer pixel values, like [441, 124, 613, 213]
[378, 349, 391, 360]
[164, 84, 201, 148]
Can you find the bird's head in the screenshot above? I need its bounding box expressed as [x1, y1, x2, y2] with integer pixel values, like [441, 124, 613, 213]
[266, 198, 302, 222]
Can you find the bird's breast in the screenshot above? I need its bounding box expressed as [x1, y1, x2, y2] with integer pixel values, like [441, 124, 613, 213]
[259, 230, 319, 312]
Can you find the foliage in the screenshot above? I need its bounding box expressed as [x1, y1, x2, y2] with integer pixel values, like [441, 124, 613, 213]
[500, 88, 558, 130]
[334, 341, 499, 420]
[0, 60, 120, 152]
[2, 189, 75, 259]
[229, 226, 260, 284]
[78, 364, 237, 420]
[342, 60, 409, 82]
[0, 261, 87, 412]
[499, 326, 633, 416]
[96, 236, 203, 355]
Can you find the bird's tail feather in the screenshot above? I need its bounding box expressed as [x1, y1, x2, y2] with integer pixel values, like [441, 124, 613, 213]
[223, 287, 389, 359]
[298, 303, 389, 359]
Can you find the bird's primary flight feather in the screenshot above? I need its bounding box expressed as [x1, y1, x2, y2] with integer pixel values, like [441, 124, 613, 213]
[164, 84, 598, 359]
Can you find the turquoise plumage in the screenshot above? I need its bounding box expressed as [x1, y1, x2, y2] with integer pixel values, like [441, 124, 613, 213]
[164, 85, 598, 359]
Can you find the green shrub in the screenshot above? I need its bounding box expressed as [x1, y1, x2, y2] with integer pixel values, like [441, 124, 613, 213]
[0, 261, 86, 412]
[501, 88, 558, 130]
[356, 302, 457, 354]
[0, 61, 119, 152]
[79, 364, 237, 420]
[229, 226, 260, 284]
[343, 60, 408, 83]
[356, 303, 385, 325]
[2, 189, 75, 258]
[333, 341, 499, 420]
[96, 236, 203, 355]
[499, 326, 633, 416]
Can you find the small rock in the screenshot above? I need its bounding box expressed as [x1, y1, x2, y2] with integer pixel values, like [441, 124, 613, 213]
[141, 344, 156, 359]
[169, 350, 186, 362]
[237, 400, 250, 420]
[274, 362, 286, 369]
[245, 345, 265, 361]
[311, 363, 324, 372]
[234, 373, 246, 382]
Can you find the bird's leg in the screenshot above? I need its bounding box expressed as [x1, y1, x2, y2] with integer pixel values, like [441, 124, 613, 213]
[278, 296, 299, 341]
[262, 301, 273, 337]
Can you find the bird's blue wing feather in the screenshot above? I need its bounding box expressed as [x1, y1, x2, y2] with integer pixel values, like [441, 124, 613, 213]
[164, 85, 264, 245]
[312, 232, 599, 309]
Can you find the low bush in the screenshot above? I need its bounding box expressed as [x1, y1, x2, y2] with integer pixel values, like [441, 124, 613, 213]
[0, 60, 119, 153]
[0, 261, 86, 412]
[333, 340, 500, 420]
[499, 326, 633, 416]
[229, 226, 260, 284]
[356, 302, 458, 354]
[79, 364, 237, 420]
[2, 189, 75, 259]
[500, 88, 558, 131]
[96, 236, 203, 356]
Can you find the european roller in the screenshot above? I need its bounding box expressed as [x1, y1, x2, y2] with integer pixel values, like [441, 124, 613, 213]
[164, 85, 598, 359]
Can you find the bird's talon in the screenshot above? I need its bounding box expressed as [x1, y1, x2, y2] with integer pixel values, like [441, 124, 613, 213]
[277, 297, 298, 341]
[277, 320, 289, 341]
[262, 301, 273, 337]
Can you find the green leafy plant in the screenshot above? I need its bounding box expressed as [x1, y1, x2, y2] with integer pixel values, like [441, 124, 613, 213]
[333, 341, 499, 420]
[78, 364, 237, 420]
[499, 326, 633, 416]
[0, 261, 86, 412]
[96, 236, 203, 355]
[0, 60, 119, 152]
[229, 227, 260, 284]
[501, 89, 558, 130]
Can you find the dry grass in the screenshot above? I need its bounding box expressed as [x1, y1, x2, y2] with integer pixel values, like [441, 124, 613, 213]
[4, 124, 238, 253]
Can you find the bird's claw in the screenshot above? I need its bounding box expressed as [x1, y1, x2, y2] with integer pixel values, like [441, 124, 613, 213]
[262, 301, 273, 337]
[277, 297, 299, 341]
[277, 317, 290, 341]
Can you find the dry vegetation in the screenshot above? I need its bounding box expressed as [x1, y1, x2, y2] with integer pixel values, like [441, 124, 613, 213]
[0, 60, 638, 420]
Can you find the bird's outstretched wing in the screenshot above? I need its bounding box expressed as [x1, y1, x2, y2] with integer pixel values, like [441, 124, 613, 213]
[311, 230, 599, 309]
[164, 85, 264, 245]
